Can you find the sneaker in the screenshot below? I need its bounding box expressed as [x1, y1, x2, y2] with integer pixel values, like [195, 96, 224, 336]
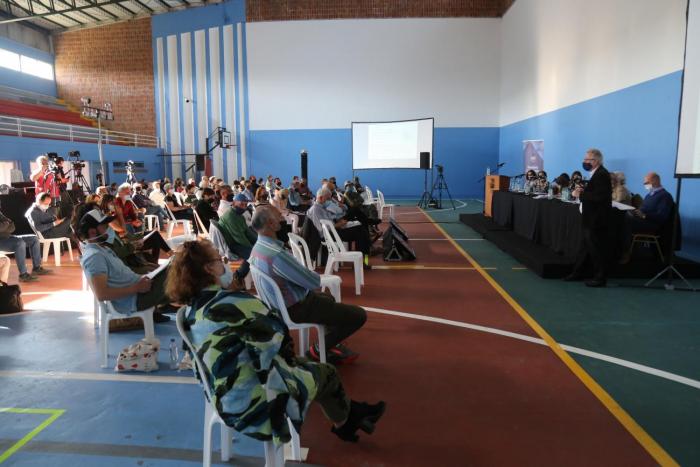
[19, 273, 38, 282]
[331, 400, 386, 442]
[329, 343, 359, 364]
[32, 266, 52, 275]
[306, 343, 342, 365]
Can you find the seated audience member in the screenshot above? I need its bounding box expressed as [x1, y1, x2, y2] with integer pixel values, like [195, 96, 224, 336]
[272, 188, 292, 214]
[534, 170, 550, 193]
[611, 172, 632, 205]
[216, 194, 257, 280]
[242, 182, 254, 202]
[166, 239, 385, 442]
[0, 208, 51, 282]
[628, 172, 674, 232]
[289, 179, 312, 212]
[164, 183, 194, 221]
[343, 181, 381, 237]
[184, 184, 198, 205]
[95, 186, 109, 198]
[115, 184, 144, 234]
[216, 185, 234, 218]
[264, 174, 274, 192]
[298, 178, 313, 201]
[149, 181, 166, 206]
[195, 188, 219, 230]
[551, 173, 571, 196]
[250, 206, 367, 363]
[108, 183, 118, 195]
[77, 208, 172, 320]
[306, 187, 372, 267]
[25, 193, 72, 239]
[132, 184, 167, 231]
[199, 176, 210, 190]
[100, 194, 129, 237]
[85, 193, 102, 205]
[254, 187, 270, 207]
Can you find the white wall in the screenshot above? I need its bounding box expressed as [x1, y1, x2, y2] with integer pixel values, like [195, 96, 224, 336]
[247, 18, 501, 130]
[500, 0, 687, 126]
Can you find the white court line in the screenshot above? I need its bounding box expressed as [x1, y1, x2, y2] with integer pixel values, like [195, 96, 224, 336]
[362, 306, 700, 391]
[0, 370, 198, 385]
[3, 305, 697, 391]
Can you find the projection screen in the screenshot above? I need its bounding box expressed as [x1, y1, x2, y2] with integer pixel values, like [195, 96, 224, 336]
[677, 0, 700, 176]
[352, 118, 434, 170]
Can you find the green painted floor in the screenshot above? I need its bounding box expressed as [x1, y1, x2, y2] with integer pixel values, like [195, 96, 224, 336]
[392, 198, 700, 466]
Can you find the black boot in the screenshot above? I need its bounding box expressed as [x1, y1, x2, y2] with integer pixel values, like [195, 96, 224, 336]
[331, 400, 386, 442]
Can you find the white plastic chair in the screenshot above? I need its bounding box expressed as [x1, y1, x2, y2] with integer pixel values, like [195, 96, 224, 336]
[250, 265, 326, 363]
[284, 212, 299, 235]
[27, 218, 73, 267]
[164, 204, 193, 240]
[192, 209, 210, 238]
[144, 214, 160, 232]
[363, 186, 374, 205]
[376, 190, 395, 219]
[97, 298, 155, 368]
[319, 220, 364, 295]
[288, 233, 342, 303]
[175, 307, 302, 467]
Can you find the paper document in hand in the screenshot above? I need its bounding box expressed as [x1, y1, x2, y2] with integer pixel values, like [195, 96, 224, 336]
[612, 201, 635, 211]
[146, 257, 172, 280]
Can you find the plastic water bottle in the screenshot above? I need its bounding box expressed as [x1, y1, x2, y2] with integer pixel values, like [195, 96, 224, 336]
[561, 187, 569, 201]
[486, 166, 491, 176]
[547, 187, 553, 199]
[169, 338, 179, 370]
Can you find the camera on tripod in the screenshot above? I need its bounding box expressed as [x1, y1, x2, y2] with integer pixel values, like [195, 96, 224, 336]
[436, 164, 444, 174]
[46, 152, 64, 175]
[68, 150, 85, 173]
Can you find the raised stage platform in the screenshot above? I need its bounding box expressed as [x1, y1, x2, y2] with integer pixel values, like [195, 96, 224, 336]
[460, 213, 700, 280]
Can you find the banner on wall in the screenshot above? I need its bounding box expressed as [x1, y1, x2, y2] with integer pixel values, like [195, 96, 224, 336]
[523, 140, 544, 172]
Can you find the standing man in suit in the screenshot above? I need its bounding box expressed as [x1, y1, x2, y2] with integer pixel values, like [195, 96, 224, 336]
[565, 148, 612, 287]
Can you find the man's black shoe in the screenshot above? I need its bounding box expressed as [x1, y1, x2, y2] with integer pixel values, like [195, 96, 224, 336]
[585, 278, 607, 288]
[331, 400, 386, 442]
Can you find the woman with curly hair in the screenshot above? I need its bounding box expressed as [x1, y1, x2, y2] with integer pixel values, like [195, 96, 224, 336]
[166, 239, 385, 444]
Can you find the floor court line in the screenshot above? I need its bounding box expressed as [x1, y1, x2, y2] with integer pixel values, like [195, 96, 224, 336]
[0, 408, 65, 464]
[419, 206, 679, 466]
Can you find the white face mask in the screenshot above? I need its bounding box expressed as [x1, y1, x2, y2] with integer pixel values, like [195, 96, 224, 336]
[38, 203, 50, 212]
[644, 183, 653, 191]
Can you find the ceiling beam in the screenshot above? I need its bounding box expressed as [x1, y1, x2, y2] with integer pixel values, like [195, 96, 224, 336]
[131, 0, 153, 13]
[0, 0, 135, 23]
[1, 0, 67, 27]
[0, 8, 53, 32]
[34, 0, 88, 24]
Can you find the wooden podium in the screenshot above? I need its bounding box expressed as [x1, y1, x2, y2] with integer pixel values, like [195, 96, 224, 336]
[484, 175, 510, 217]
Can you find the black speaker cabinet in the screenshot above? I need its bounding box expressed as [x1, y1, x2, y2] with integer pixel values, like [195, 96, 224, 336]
[300, 150, 308, 180]
[382, 221, 416, 262]
[420, 152, 431, 169]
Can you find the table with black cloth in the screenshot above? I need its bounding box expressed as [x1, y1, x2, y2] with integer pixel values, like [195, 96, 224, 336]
[491, 191, 585, 260]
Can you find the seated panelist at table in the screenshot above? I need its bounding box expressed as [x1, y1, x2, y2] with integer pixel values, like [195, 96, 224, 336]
[534, 170, 550, 193]
[627, 172, 674, 233]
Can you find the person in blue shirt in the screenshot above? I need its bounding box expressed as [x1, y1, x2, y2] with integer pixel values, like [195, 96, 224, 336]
[629, 172, 674, 232]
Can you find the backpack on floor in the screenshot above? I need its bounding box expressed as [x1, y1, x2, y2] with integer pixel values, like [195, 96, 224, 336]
[0, 282, 23, 314]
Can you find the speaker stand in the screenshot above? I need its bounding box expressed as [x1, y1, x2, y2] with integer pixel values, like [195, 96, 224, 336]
[418, 168, 431, 208]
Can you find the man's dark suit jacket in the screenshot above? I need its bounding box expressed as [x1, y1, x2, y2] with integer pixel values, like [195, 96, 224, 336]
[580, 165, 612, 230]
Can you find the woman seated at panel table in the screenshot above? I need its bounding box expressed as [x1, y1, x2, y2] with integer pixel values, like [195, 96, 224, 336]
[165, 239, 386, 443]
[524, 170, 538, 192]
[611, 171, 632, 205]
[533, 170, 550, 193]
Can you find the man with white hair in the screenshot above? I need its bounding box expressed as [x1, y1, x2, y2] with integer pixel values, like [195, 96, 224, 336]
[149, 181, 166, 206]
[132, 183, 166, 231]
[565, 148, 612, 287]
[250, 206, 366, 364]
[306, 186, 372, 268]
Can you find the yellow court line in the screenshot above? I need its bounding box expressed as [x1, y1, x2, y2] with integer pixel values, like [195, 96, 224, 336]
[0, 408, 65, 464]
[421, 209, 679, 467]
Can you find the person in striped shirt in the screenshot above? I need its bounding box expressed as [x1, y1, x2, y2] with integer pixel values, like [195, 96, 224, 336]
[249, 206, 366, 364]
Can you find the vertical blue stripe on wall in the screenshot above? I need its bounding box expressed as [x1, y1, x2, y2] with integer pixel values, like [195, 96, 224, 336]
[240, 22, 250, 177]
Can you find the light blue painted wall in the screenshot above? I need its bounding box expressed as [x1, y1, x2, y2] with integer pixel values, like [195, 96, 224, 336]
[0, 37, 57, 97]
[0, 135, 163, 187]
[498, 71, 700, 259]
[248, 127, 500, 198]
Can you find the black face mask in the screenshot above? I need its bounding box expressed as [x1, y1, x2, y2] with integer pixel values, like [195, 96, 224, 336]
[226, 194, 234, 202]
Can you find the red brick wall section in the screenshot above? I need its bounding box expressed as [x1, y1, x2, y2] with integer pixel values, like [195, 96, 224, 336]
[247, 0, 517, 21]
[53, 18, 155, 137]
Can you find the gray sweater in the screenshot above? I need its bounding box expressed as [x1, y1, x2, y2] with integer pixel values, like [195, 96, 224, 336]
[25, 204, 57, 233]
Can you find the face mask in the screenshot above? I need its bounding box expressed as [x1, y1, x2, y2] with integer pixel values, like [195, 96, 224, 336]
[322, 200, 332, 208]
[644, 183, 652, 191]
[582, 162, 593, 172]
[234, 206, 246, 215]
[121, 195, 131, 201]
[38, 203, 50, 212]
[103, 227, 116, 244]
[219, 263, 234, 288]
[226, 194, 234, 202]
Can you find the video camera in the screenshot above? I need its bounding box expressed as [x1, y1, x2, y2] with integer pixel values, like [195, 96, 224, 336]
[68, 150, 85, 171]
[436, 164, 444, 174]
[46, 152, 64, 175]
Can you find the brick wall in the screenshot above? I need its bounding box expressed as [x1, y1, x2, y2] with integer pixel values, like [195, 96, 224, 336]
[53, 18, 155, 137]
[247, 0, 517, 21]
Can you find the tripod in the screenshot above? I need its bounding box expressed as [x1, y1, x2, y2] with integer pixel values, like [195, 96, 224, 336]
[429, 167, 455, 210]
[418, 168, 432, 208]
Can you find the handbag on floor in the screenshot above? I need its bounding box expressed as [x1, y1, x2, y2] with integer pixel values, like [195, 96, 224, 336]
[0, 281, 23, 314]
[115, 338, 160, 372]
